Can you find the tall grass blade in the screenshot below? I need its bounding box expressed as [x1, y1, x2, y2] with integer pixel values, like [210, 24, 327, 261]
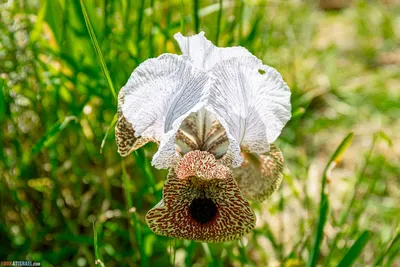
[0, 80, 5, 163]
[238, 239, 249, 264]
[338, 134, 374, 226]
[121, 160, 146, 265]
[215, 0, 223, 45]
[30, 0, 47, 43]
[32, 116, 77, 155]
[375, 230, 400, 266]
[337, 231, 371, 267]
[193, 0, 200, 33]
[79, 0, 117, 100]
[325, 132, 354, 174]
[201, 243, 213, 264]
[148, 0, 156, 58]
[180, 0, 185, 33]
[136, 0, 146, 59]
[235, 0, 244, 44]
[45, 0, 63, 45]
[308, 197, 329, 267]
[93, 222, 105, 267]
[135, 149, 159, 200]
[100, 113, 118, 153]
[0, 79, 5, 125]
[308, 132, 354, 267]
[185, 241, 196, 266]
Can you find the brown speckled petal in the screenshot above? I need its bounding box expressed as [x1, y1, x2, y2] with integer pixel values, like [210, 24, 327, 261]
[232, 144, 284, 202]
[146, 151, 256, 243]
[115, 90, 157, 156]
[175, 150, 229, 180]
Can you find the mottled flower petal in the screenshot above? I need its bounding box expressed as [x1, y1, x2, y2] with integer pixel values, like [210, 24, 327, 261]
[174, 32, 252, 70]
[146, 151, 256, 243]
[116, 90, 157, 156]
[207, 56, 291, 167]
[232, 144, 284, 202]
[174, 150, 229, 180]
[175, 108, 229, 159]
[121, 54, 209, 169]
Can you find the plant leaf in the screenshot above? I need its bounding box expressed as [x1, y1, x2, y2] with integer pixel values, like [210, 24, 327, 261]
[308, 132, 354, 267]
[32, 116, 77, 155]
[79, 0, 117, 100]
[337, 231, 372, 267]
[100, 113, 118, 154]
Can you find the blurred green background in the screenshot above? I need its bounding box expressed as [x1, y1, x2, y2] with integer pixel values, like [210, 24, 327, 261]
[1, 0, 399, 266]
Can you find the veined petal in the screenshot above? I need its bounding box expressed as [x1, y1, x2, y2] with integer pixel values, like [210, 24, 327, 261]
[175, 108, 229, 159]
[232, 144, 284, 202]
[207, 56, 291, 167]
[121, 54, 209, 169]
[116, 90, 157, 156]
[146, 151, 256, 243]
[174, 32, 252, 70]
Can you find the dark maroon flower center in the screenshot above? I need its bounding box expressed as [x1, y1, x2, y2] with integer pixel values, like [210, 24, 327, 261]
[189, 197, 217, 224]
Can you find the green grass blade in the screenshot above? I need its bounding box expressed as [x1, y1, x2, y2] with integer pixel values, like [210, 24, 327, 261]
[238, 239, 249, 265]
[136, 0, 145, 59]
[93, 222, 105, 267]
[337, 231, 372, 267]
[79, 0, 117, 100]
[215, 0, 223, 45]
[375, 230, 400, 266]
[100, 112, 118, 153]
[0, 79, 5, 125]
[30, 0, 47, 43]
[148, 0, 156, 58]
[0, 79, 5, 164]
[32, 116, 77, 155]
[180, 0, 185, 33]
[134, 149, 159, 200]
[291, 107, 306, 120]
[308, 132, 354, 267]
[235, 0, 244, 44]
[193, 0, 200, 33]
[201, 243, 213, 264]
[185, 241, 196, 266]
[121, 160, 149, 266]
[338, 133, 373, 226]
[323, 132, 354, 175]
[308, 197, 329, 267]
[44, 0, 63, 45]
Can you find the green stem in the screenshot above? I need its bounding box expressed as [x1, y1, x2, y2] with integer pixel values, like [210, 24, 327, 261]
[192, 0, 200, 33]
[215, 0, 223, 45]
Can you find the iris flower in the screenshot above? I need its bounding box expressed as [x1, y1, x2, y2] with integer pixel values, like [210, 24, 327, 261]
[116, 32, 291, 242]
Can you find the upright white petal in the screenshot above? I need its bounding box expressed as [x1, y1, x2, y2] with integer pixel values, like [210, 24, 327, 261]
[206, 56, 291, 167]
[174, 32, 252, 70]
[121, 54, 209, 169]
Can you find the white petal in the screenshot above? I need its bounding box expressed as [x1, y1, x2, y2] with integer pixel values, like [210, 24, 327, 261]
[206, 56, 291, 167]
[174, 32, 252, 70]
[121, 54, 209, 169]
[116, 90, 158, 157]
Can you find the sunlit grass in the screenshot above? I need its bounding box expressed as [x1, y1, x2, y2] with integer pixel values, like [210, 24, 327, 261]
[0, 0, 399, 266]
